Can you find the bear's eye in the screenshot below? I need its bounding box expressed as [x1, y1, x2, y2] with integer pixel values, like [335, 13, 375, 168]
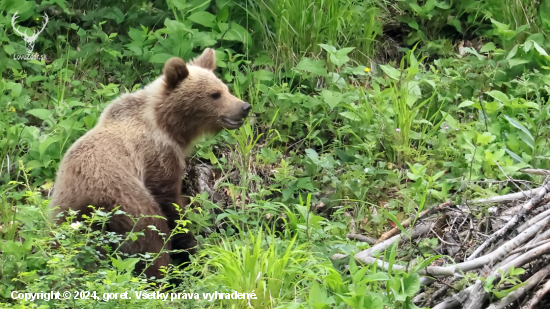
[210, 92, 221, 99]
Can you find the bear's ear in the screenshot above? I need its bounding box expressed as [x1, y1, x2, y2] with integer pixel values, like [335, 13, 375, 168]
[163, 57, 189, 91]
[190, 48, 216, 71]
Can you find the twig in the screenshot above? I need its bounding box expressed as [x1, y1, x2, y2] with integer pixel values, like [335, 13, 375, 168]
[464, 280, 488, 309]
[487, 263, 550, 309]
[421, 277, 461, 307]
[432, 285, 474, 309]
[353, 222, 435, 260]
[421, 217, 550, 286]
[375, 201, 452, 244]
[532, 226, 550, 243]
[463, 218, 548, 277]
[334, 217, 549, 294]
[470, 187, 544, 205]
[500, 226, 550, 267]
[337, 218, 548, 281]
[520, 168, 550, 176]
[494, 160, 527, 196]
[461, 224, 550, 309]
[332, 253, 347, 260]
[355, 234, 401, 259]
[521, 276, 550, 309]
[508, 238, 550, 256]
[350, 255, 456, 277]
[347, 233, 376, 245]
[333, 223, 433, 262]
[499, 240, 550, 272]
[398, 222, 433, 245]
[344, 211, 357, 235]
[517, 205, 550, 233]
[467, 179, 550, 260]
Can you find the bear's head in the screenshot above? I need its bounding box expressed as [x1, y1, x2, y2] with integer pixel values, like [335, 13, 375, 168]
[156, 48, 251, 144]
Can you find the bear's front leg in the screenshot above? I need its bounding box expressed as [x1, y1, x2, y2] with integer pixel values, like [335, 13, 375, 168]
[145, 179, 197, 266]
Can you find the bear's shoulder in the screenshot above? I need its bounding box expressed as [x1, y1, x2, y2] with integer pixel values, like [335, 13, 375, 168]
[99, 92, 146, 122]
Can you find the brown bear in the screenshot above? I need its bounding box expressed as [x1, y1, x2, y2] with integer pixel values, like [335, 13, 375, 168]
[48, 48, 251, 279]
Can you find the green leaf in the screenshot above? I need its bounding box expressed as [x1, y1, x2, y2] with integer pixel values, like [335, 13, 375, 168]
[296, 177, 315, 191]
[305, 148, 319, 162]
[509, 267, 526, 276]
[506, 44, 518, 60]
[26, 75, 46, 87]
[318, 44, 337, 53]
[509, 58, 530, 67]
[505, 148, 525, 163]
[339, 111, 360, 121]
[39, 136, 60, 158]
[149, 53, 173, 64]
[363, 292, 384, 309]
[403, 272, 421, 296]
[3, 45, 15, 55]
[296, 57, 327, 77]
[524, 40, 533, 53]
[6, 82, 22, 98]
[335, 149, 356, 163]
[309, 282, 330, 307]
[329, 53, 350, 67]
[364, 272, 390, 282]
[110, 257, 140, 272]
[391, 287, 407, 302]
[320, 90, 341, 110]
[27, 109, 52, 121]
[207, 149, 219, 164]
[128, 27, 146, 44]
[336, 47, 355, 57]
[480, 42, 496, 53]
[413, 255, 446, 273]
[188, 11, 216, 28]
[463, 47, 485, 60]
[348, 258, 358, 275]
[448, 18, 462, 33]
[127, 46, 142, 56]
[503, 115, 534, 151]
[533, 41, 550, 58]
[223, 22, 251, 44]
[351, 267, 370, 285]
[252, 69, 274, 81]
[379, 64, 401, 80]
[491, 18, 510, 31]
[329, 47, 355, 67]
[458, 100, 475, 108]
[486, 90, 508, 103]
[477, 132, 495, 145]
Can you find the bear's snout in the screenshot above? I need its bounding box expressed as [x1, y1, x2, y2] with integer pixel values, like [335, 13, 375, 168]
[221, 101, 251, 129]
[241, 102, 251, 118]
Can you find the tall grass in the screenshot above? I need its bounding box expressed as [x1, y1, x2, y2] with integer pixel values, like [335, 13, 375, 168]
[484, 0, 545, 46]
[234, 0, 384, 68]
[485, 0, 541, 32]
[197, 228, 329, 308]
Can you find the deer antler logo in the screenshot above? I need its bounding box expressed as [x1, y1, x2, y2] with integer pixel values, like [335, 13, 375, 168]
[11, 11, 49, 54]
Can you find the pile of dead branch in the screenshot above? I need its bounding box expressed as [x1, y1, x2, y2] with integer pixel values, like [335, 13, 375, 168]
[335, 169, 550, 309]
[184, 161, 550, 308]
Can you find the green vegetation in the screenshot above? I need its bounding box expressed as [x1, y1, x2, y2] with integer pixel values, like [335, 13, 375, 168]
[2, 0, 550, 308]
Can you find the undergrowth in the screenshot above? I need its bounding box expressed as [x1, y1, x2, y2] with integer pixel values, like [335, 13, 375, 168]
[2, 0, 550, 308]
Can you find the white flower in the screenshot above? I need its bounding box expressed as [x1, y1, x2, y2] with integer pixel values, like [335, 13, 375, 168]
[70, 222, 82, 230]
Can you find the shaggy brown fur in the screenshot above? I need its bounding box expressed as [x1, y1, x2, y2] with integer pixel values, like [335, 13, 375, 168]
[49, 48, 251, 279]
